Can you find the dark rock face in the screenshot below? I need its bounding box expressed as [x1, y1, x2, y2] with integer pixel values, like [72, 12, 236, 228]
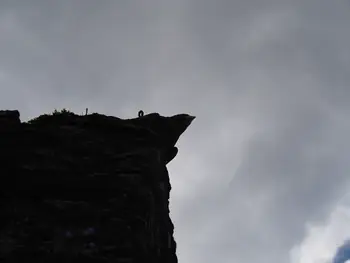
[0, 110, 20, 126]
[0, 110, 195, 262]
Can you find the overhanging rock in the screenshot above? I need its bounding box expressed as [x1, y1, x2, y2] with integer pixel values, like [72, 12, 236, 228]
[0, 110, 195, 262]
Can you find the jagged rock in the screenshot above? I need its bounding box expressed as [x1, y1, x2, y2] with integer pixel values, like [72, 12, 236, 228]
[0, 110, 195, 262]
[0, 110, 20, 126]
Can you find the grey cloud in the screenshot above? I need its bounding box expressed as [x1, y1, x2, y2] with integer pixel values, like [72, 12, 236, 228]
[174, 103, 350, 263]
[1, 1, 350, 263]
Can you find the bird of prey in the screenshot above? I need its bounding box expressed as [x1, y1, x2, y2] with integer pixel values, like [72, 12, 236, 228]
[138, 110, 144, 117]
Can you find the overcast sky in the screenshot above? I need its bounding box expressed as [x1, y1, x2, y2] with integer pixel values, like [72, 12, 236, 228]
[1, 1, 350, 262]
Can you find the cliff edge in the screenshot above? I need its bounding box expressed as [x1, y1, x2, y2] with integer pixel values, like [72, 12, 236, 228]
[0, 109, 195, 263]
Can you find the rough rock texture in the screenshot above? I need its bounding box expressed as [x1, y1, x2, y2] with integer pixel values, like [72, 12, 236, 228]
[0, 110, 195, 262]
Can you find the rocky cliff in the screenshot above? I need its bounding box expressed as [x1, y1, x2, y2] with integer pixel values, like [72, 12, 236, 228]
[0, 109, 195, 262]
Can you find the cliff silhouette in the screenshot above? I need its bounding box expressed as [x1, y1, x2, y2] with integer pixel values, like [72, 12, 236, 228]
[0, 109, 195, 262]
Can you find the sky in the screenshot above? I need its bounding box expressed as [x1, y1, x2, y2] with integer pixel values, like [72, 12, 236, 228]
[1, 0, 350, 262]
[333, 240, 350, 263]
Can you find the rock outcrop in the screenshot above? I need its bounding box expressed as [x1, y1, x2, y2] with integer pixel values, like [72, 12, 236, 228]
[0, 109, 195, 262]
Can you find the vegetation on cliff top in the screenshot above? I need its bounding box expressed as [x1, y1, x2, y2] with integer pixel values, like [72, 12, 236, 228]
[27, 108, 92, 124]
